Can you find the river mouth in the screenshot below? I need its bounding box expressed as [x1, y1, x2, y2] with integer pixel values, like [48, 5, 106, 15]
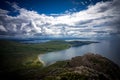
[39, 39, 120, 66]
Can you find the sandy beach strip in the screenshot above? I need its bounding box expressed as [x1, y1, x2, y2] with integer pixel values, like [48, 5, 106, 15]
[38, 55, 46, 66]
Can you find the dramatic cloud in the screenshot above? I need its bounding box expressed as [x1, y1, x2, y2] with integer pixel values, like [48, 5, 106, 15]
[0, 0, 120, 38]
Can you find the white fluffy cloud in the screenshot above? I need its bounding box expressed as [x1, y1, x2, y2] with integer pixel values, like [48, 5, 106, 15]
[0, 0, 120, 38]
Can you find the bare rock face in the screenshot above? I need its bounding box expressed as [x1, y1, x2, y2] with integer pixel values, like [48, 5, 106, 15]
[43, 53, 120, 80]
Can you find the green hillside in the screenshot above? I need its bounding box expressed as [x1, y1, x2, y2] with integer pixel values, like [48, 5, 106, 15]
[0, 40, 98, 80]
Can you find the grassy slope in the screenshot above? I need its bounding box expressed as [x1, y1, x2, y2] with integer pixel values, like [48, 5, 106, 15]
[0, 40, 97, 80]
[0, 40, 71, 80]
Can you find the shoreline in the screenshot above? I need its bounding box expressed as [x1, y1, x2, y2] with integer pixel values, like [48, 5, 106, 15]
[38, 55, 46, 66]
[37, 41, 99, 66]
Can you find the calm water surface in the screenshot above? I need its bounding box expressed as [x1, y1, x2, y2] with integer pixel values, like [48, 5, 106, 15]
[39, 39, 120, 66]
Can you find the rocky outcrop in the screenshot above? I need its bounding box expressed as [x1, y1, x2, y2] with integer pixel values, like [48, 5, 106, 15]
[42, 53, 120, 80]
[66, 53, 120, 80]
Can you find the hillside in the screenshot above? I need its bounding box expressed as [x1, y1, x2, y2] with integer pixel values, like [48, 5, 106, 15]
[0, 40, 70, 80]
[0, 40, 96, 80]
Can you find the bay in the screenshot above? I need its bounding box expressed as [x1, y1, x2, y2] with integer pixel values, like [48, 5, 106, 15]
[39, 38, 120, 66]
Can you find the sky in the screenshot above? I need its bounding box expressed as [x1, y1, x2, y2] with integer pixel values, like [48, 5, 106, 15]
[0, 0, 120, 39]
